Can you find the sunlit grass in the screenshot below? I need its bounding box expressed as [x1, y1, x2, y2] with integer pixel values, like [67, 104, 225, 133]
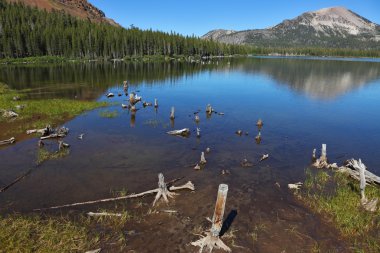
[297, 168, 380, 251]
[0, 82, 106, 136]
[36, 147, 70, 165]
[0, 214, 98, 253]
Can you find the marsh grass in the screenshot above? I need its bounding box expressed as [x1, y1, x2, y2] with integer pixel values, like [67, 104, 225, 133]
[0, 214, 99, 253]
[298, 168, 380, 251]
[36, 147, 70, 165]
[0, 82, 106, 137]
[99, 110, 118, 118]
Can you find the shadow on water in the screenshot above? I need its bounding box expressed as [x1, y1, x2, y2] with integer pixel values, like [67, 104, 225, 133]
[220, 209, 238, 237]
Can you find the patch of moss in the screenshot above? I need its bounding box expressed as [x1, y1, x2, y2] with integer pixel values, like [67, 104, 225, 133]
[297, 168, 380, 251]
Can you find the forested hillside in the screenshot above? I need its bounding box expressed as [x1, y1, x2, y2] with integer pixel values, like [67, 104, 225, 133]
[0, 0, 247, 59]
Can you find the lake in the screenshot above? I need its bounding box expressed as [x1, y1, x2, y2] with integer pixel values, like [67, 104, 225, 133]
[1, 56, 380, 251]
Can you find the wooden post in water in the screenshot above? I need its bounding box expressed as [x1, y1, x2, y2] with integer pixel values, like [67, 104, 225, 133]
[211, 184, 228, 237]
[191, 184, 231, 252]
[154, 98, 158, 108]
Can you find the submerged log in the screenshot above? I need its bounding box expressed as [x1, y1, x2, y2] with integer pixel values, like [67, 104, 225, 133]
[34, 173, 194, 210]
[0, 137, 15, 146]
[191, 184, 231, 253]
[0, 168, 32, 193]
[167, 128, 190, 137]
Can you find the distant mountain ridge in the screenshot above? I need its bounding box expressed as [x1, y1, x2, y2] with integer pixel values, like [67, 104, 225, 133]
[6, 0, 119, 26]
[202, 7, 380, 49]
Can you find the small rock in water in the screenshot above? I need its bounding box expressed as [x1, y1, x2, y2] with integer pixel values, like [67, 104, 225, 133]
[78, 134, 84, 140]
[205, 147, 211, 154]
[106, 93, 114, 98]
[221, 169, 230, 175]
[236, 130, 243, 136]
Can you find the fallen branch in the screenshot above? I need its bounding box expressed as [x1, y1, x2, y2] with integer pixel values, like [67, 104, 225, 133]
[0, 137, 15, 146]
[167, 128, 190, 137]
[34, 173, 194, 211]
[0, 168, 32, 193]
[87, 212, 123, 217]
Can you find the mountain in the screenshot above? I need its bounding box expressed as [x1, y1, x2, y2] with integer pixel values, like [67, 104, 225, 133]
[6, 0, 119, 26]
[202, 7, 380, 49]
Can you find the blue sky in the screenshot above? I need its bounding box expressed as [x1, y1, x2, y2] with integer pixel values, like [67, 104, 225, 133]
[90, 0, 380, 36]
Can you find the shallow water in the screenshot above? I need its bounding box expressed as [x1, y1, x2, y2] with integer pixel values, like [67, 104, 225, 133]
[1, 57, 380, 251]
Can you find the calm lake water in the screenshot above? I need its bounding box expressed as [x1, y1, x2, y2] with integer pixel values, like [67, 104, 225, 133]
[1, 56, 380, 251]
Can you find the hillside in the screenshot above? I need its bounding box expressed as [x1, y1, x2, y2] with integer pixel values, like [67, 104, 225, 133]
[6, 0, 119, 26]
[203, 7, 380, 49]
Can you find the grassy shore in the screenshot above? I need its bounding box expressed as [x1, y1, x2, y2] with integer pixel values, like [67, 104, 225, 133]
[0, 82, 106, 139]
[296, 168, 380, 252]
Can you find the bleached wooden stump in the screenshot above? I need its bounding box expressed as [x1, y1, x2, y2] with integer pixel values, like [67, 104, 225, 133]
[170, 106, 175, 120]
[0, 137, 15, 146]
[191, 184, 231, 253]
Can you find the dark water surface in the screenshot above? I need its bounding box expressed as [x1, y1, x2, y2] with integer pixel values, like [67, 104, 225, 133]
[1, 57, 380, 251]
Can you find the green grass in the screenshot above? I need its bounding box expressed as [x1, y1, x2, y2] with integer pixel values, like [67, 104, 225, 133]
[99, 110, 118, 118]
[0, 214, 98, 253]
[0, 82, 106, 137]
[36, 147, 70, 165]
[297, 168, 380, 252]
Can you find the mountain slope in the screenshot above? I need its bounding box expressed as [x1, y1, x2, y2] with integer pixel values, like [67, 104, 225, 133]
[203, 7, 380, 49]
[6, 0, 119, 26]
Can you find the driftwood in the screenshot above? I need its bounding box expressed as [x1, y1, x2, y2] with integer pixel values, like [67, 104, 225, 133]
[85, 249, 101, 253]
[58, 141, 70, 151]
[200, 152, 207, 165]
[312, 144, 338, 169]
[191, 184, 231, 253]
[205, 148, 211, 154]
[129, 94, 142, 105]
[194, 164, 201, 170]
[288, 182, 302, 190]
[0, 168, 32, 193]
[34, 173, 194, 211]
[256, 119, 263, 129]
[143, 101, 152, 107]
[0, 137, 15, 146]
[106, 93, 114, 98]
[235, 130, 243, 136]
[339, 159, 380, 185]
[1, 109, 18, 118]
[78, 134, 84, 140]
[167, 128, 190, 137]
[259, 154, 269, 162]
[40, 134, 65, 140]
[87, 212, 123, 217]
[26, 126, 51, 135]
[121, 103, 129, 109]
[240, 159, 253, 168]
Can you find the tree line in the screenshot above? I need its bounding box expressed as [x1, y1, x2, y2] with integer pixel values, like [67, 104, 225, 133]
[0, 0, 248, 59]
